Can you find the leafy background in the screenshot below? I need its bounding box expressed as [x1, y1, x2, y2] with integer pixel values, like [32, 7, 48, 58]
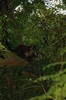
[0, 0, 66, 100]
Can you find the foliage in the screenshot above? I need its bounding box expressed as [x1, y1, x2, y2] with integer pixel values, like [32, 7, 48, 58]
[30, 67, 66, 100]
[0, 42, 9, 52]
[63, 0, 66, 6]
[0, 0, 66, 100]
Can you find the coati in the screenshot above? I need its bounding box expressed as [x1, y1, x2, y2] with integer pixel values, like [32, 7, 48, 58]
[11, 44, 37, 62]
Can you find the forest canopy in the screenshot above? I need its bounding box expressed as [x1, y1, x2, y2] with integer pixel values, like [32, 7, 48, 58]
[0, 0, 66, 100]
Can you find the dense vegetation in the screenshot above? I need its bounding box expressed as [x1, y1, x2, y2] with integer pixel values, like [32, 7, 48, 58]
[0, 0, 66, 100]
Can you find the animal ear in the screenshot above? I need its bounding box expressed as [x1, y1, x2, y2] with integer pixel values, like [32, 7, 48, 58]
[29, 46, 35, 52]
